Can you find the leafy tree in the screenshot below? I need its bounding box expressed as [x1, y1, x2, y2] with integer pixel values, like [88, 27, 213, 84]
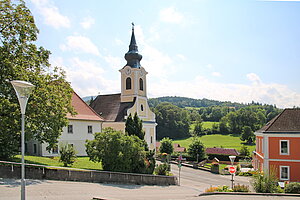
[192, 120, 203, 136]
[0, 0, 74, 159]
[86, 128, 154, 174]
[125, 112, 145, 140]
[159, 137, 173, 155]
[240, 126, 255, 144]
[239, 145, 250, 157]
[154, 102, 190, 140]
[187, 137, 206, 161]
[59, 143, 77, 167]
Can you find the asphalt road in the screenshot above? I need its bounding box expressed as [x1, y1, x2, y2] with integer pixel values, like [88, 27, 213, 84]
[170, 163, 251, 192]
[0, 164, 298, 200]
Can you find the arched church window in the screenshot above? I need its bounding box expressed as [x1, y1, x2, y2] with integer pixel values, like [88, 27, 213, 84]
[126, 77, 131, 90]
[139, 78, 143, 91]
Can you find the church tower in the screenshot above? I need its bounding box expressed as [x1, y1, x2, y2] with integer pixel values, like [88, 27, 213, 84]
[119, 24, 156, 150]
[90, 24, 156, 150]
[120, 24, 147, 102]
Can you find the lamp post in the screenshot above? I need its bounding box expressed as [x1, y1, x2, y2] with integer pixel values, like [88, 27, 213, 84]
[229, 155, 236, 189]
[11, 80, 35, 200]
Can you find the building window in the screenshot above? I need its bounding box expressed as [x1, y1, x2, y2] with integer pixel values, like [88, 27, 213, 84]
[151, 136, 153, 144]
[88, 125, 93, 134]
[52, 145, 58, 154]
[68, 125, 73, 134]
[126, 77, 131, 90]
[141, 104, 144, 111]
[280, 140, 289, 155]
[280, 166, 290, 180]
[33, 144, 37, 154]
[139, 78, 143, 91]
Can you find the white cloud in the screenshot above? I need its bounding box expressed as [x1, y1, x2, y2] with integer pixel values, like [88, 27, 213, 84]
[177, 54, 186, 61]
[206, 64, 213, 69]
[247, 73, 261, 85]
[80, 16, 95, 29]
[212, 72, 221, 77]
[31, 0, 70, 29]
[133, 25, 175, 78]
[50, 56, 119, 97]
[159, 7, 184, 24]
[148, 74, 300, 108]
[60, 35, 100, 56]
[104, 55, 123, 70]
[115, 38, 125, 46]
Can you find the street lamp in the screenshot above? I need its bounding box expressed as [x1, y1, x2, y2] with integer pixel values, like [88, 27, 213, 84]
[229, 155, 236, 189]
[11, 80, 35, 200]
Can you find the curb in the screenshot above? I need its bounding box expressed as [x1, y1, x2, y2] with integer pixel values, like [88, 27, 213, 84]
[199, 192, 300, 197]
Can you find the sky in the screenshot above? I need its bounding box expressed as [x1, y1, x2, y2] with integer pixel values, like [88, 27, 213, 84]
[25, 0, 300, 108]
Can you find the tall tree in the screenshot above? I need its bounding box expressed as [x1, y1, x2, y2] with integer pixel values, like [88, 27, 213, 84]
[125, 112, 145, 140]
[154, 102, 190, 140]
[240, 126, 255, 144]
[187, 137, 206, 161]
[0, 0, 74, 159]
[159, 137, 173, 155]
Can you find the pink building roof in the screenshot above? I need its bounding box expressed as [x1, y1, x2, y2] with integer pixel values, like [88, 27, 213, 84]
[206, 147, 240, 156]
[66, 92, 104, 121]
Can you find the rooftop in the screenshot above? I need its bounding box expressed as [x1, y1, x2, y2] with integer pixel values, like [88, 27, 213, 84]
[67, 92, 104, 121]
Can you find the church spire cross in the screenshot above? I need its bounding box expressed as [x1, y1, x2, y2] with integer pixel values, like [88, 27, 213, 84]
[125, 23, 142, 68]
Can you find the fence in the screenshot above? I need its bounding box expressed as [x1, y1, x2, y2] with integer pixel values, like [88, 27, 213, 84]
[0, 161, 177, 186]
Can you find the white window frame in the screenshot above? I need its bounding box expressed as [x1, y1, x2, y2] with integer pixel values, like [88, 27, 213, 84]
[280, 166, 290, 181]
[88, 125, 93, 134]
[280, 140, 289, 155]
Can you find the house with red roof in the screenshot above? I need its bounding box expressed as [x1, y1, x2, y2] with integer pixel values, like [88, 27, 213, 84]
[253, 108, 300, 182]
[26, 92, 104, 156]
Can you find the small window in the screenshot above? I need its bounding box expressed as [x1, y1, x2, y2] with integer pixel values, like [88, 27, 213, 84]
[52, 145, 58, 154]
[88, 125, 93, 134]
[126, 77, 131, 90]
[141, 104, 144, 111]
[151, 136, 153, 144]
[68, 125, 73, 134]
[139, 78, 143, 91]
[280, 166, 289, 180]
[33, 144, 37, 154]
[280, 140, 289, 155]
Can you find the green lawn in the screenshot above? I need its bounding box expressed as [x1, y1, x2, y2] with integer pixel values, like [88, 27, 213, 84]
[190, 121, 219, 131]
[173, 134, 255, 152]
[12, 155, 102, 170]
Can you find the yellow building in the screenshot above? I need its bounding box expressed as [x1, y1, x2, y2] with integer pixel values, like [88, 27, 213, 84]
[90, 25, 157, 150]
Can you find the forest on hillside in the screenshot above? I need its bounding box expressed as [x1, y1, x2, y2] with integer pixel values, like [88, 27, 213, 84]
[149, 96, 282, 142]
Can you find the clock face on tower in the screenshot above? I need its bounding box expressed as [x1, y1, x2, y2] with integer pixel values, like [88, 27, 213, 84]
[125, 68, 131, 75]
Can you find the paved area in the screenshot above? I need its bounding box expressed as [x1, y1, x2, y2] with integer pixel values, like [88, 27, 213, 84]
[0, 164, 297, 200]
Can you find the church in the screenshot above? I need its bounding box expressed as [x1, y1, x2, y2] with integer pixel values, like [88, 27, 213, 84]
[90, 25, 157, 151]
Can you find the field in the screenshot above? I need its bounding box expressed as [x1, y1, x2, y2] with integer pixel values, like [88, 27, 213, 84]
[173, 134, 255, 152]
[190, 121, 219, 131]
[12, 155, 102, 170]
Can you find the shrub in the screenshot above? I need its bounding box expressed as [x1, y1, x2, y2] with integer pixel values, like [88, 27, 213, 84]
[238, 171, 253, 176]
[205, 185, 231, 192]
[187, 137, 206, 161]
[59, 143, 77, 167]
[154, 163, 169, 175]
[159, 138, 173, 155]
[284, 182, 300, 194]
[205, 186, 219, 193]
[251, 171, 278, 193]
[233, 184, 250, 192]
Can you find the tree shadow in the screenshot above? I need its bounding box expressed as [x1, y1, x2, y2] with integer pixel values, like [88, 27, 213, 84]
[0, 178, 49, 188]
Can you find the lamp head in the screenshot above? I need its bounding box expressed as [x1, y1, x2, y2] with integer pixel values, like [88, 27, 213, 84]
[11, 80, 35, 114]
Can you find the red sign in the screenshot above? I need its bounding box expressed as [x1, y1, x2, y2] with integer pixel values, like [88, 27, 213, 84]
[229, 166, 236, 174]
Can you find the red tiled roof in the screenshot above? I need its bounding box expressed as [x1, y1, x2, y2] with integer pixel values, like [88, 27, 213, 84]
[66, 92, 104, 121]
[257, 108, 300, 133]
[205, 147, 240, 156]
